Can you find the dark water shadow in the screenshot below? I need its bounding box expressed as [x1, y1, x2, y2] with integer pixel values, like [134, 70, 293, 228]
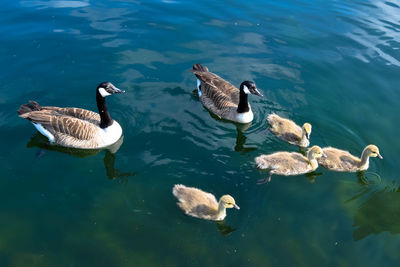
[298, 146, 307, 156]
[305, 171, 323, 183]
[352, 182, 400, 241]
[215, 220, 236, 236]
[163, 86, 191, 97]
[26, 133, 135, 182]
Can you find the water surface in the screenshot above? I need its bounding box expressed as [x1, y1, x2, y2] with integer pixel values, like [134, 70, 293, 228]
[1, 0, 400, 266]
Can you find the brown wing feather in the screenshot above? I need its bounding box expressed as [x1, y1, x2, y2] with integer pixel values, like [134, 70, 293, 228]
[192, 71, 240, 120]
[41, 106, 100, 125]
[20, 111, 99, 141]
[194, 71, 239, 103]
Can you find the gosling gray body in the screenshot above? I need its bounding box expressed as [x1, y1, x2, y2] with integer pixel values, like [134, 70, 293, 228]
[255, 145, 326, 182]
[172, 184, 240, 221]
[267, 113, 311, 147]
[318, 145, 383, 172]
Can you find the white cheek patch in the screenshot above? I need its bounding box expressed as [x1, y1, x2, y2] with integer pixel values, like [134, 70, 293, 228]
[99, 87, 111, 97]
[243, 85, 251, 94]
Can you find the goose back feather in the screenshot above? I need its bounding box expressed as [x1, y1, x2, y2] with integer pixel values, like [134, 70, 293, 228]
[191, 63, 261, 123]
[192, 65, 240, 120]
[18, 82, 124, 149]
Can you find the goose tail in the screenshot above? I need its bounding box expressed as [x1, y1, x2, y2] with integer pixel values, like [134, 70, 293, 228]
[191, 63, 209, 73]
[18, 101, 42, 116]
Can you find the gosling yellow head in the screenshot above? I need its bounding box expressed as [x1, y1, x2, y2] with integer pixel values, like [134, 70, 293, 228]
[220, 195, 240, 210]
[308, 145, 327, 159]
[302, 123, 312, 140]
[365, 144, 383, 159]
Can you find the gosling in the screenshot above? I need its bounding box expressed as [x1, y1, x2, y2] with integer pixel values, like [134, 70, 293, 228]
[172, 184, 240, 221]
[267, 113, 312, 147]
[255, 145, 326, 182]
[318, 144, 383, 172]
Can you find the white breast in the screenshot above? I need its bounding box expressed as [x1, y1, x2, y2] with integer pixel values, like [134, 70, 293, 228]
[236, 111, 254, 123]
[98, 121, 123, 147]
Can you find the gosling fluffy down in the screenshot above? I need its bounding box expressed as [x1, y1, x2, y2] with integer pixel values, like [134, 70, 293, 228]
[267, 113, 312, 147]
[318, 144, 383, 172]
[172, 184, 240, 221]
[255, 145, 326, 182]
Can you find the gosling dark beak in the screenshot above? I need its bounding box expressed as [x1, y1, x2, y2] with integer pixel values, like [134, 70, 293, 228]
[253, 88, 263, 97]
[305, 132, 310, 140]
[234, 204, 240, 210]
[378, 153, 383, 159]
[113, 87, 125, 94]
[322, 152, 328, 158]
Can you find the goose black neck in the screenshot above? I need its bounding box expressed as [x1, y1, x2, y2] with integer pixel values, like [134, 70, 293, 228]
[237, 89, 250, 113]
[96, 91, 113, 128]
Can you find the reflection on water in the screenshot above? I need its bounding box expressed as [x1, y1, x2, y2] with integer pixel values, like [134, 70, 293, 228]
[26, 133, 134, 181]
[192, 89, 257, 153]
[304, 171, 323, 183]
[353, 184, 400, 241]
[215, 220, 236, 236]
[234, 125, 257, 154]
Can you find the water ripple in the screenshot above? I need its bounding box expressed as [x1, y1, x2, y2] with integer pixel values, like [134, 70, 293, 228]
[335, 0, 400, 66]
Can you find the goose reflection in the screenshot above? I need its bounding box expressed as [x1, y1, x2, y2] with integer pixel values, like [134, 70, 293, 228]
[26, 133, 134, 181]
[234, 123, 257, 153]
[192, 89, 257, 153]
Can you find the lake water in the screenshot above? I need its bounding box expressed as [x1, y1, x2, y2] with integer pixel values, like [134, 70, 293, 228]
[1, 0, 400, 266]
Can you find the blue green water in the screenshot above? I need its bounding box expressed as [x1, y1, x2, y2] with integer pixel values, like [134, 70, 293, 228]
[1, 0, 400, 266]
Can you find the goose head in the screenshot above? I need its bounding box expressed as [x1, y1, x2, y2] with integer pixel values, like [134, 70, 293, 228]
[307, 145, 327, 160]
[240, 81, 263, 97]
[302, 123, 312, 140]
[97, 82, 125, 97]
[219, 195, 240, 210]
[364, 145, 383, 159]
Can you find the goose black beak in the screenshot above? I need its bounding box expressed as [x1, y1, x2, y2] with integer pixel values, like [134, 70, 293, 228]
[113, 87, 125, 94]
[253, 88, 263, 97]
[234, 204, 240, 210]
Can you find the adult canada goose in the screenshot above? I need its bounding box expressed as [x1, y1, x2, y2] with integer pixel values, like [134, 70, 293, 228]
[267, 113, 312, 147]
[172, 184, 240, 221]
[318, 144, 383, 172]
[255, 145, 327, 183]
[18, 82, 125, 149]
[191, 63, 263, 123]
